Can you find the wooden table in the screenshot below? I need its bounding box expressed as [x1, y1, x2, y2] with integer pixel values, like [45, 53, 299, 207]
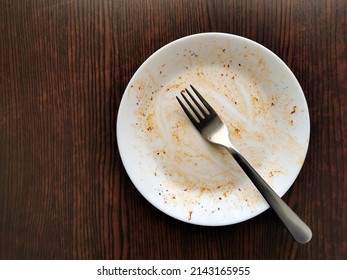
[1, 0, 346, 260]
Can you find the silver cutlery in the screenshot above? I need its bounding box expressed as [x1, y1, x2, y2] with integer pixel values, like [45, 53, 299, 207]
[176, 85, 312, 244]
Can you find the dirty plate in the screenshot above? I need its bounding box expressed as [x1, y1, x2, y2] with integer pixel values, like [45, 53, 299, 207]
[117, 33, 310, 226]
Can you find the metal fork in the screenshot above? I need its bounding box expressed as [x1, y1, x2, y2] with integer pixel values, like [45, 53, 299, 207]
[176, 85, 312, 244]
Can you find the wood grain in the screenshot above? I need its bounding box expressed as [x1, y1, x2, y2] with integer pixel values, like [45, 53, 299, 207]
[0, 0, 345, 259]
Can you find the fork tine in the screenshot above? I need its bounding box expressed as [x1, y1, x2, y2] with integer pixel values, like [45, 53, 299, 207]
[180, 91, 204, 121]
[176, 96, 200, 126]
[184, 87, 207, 116]
[190, 85, 217, 115]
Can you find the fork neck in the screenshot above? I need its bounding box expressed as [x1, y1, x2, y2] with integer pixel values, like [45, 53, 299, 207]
[224, 144, 239, 157]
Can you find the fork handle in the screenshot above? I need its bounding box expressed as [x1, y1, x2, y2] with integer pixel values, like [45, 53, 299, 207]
[228, 148, 312, 244]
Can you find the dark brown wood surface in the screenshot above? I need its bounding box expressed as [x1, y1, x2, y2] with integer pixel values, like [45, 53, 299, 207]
[0, 0, 346, 260]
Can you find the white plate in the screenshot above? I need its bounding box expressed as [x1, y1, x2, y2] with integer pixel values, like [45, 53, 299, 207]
[117, 33, 310, 226]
